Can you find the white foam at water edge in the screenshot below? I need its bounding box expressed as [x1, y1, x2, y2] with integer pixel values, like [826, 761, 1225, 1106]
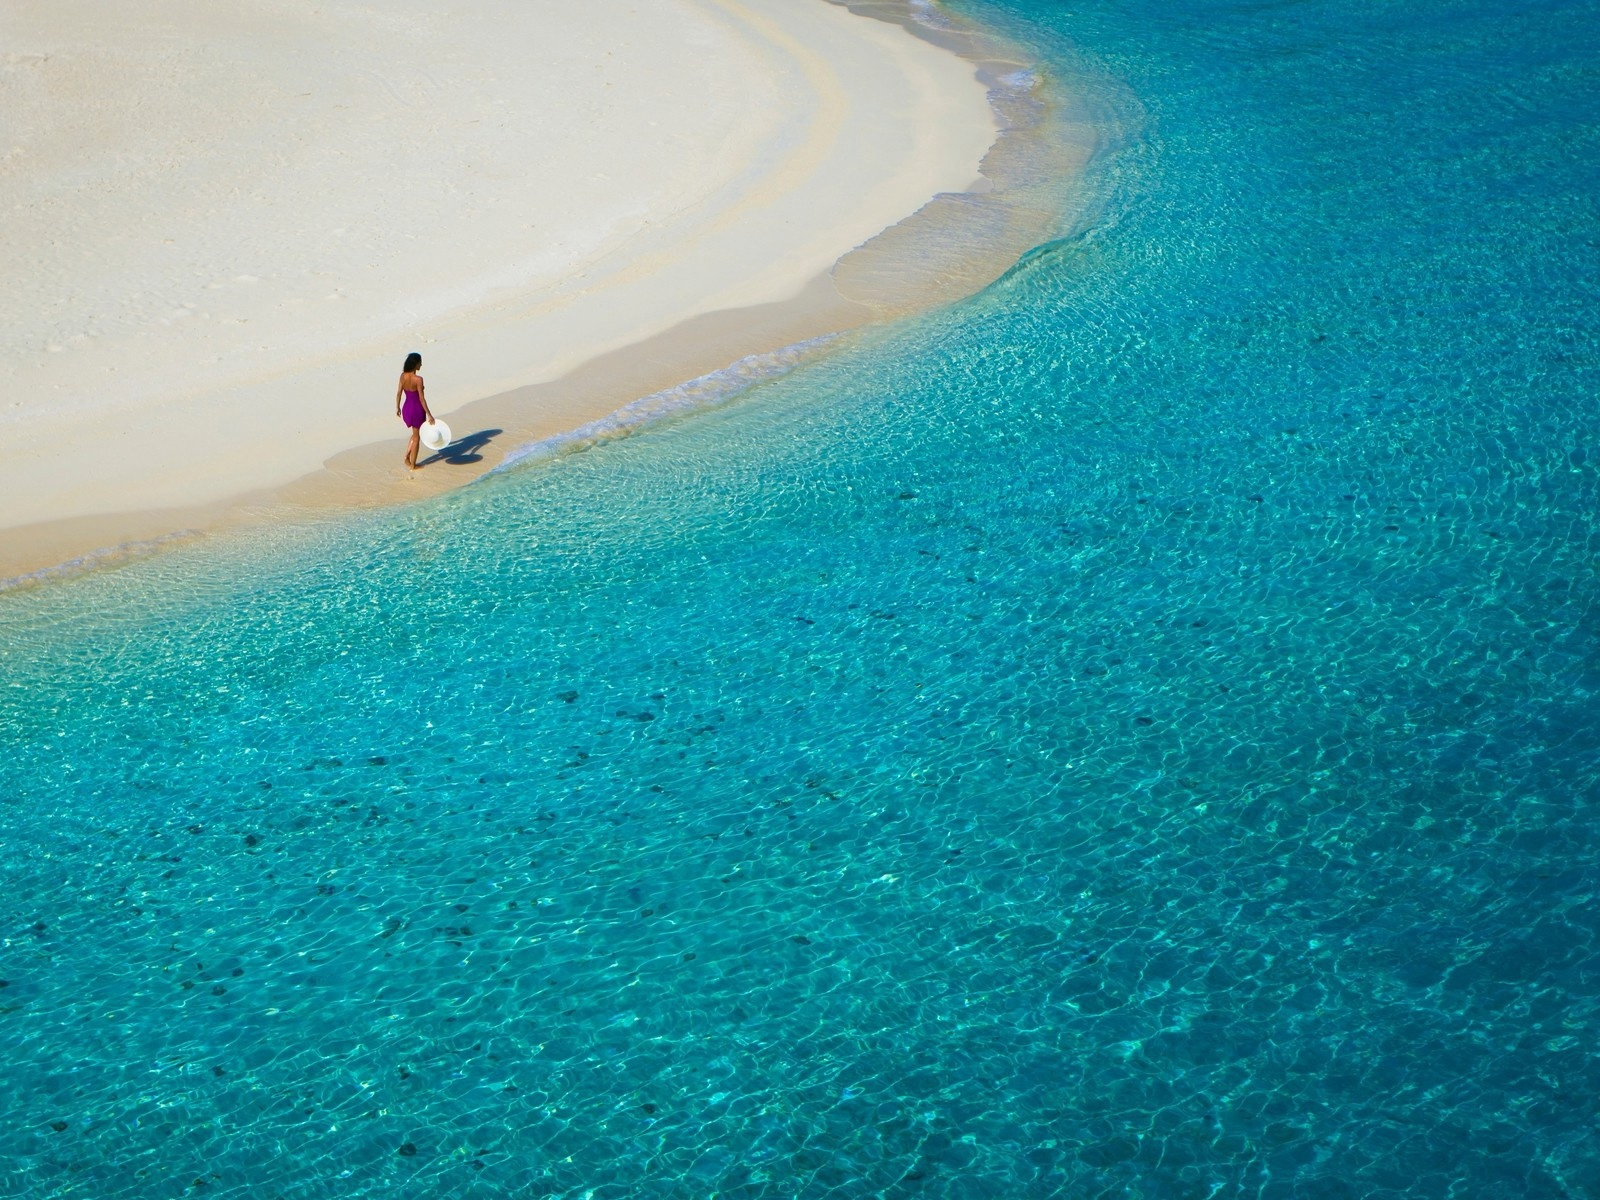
[997, 68, 1041, 94]
[907, 0, 956, 31]
[988, 68, 1046, 131]
[493, 334, 844, 472]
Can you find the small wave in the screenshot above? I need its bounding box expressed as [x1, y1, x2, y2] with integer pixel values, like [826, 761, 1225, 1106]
[494, 334, 842, 472]
[0, 528, 200, 593]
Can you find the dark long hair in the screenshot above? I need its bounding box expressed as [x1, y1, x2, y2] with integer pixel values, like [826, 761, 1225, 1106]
[403, 352, 422, 372]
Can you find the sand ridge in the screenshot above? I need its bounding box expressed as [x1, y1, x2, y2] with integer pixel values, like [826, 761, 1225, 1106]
[1, 0, 995, 553]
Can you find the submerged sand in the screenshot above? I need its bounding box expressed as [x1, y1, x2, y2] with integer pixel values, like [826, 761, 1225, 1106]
[0, 0, 1098, 584]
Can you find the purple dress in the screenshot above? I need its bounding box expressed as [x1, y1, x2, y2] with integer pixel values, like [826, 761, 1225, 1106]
[401, 388, 424, 429]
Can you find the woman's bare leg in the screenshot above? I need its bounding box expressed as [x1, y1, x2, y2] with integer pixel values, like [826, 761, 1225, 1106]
[406, 428, 420, 469]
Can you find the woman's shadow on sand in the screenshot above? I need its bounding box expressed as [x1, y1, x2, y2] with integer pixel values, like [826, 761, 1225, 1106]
[420, 428, 502, 468]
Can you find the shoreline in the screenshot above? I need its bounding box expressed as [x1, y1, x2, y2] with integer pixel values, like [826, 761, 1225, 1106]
[1, 0, 1104, 591]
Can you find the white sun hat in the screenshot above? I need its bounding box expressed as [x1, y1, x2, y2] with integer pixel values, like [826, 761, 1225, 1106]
[420, 419, 452, 451]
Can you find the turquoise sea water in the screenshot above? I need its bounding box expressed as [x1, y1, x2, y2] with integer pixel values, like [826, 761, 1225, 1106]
[4, 0, 1598, 1195]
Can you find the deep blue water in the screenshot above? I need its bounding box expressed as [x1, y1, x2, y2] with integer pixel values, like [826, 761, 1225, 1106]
[4, 0, 1598, 1195]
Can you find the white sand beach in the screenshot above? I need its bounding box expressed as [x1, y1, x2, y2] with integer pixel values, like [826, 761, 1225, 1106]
[0, 0, 999, 577]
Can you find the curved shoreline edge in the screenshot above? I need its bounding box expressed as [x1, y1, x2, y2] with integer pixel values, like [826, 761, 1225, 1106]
[0, 0, 1112, 592]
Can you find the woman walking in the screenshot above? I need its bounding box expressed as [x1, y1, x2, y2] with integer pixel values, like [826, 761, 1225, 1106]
[395, 351, 436, 470]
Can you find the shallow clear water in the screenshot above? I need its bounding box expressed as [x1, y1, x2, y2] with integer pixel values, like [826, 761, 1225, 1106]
[4, 0, 1598, 1196]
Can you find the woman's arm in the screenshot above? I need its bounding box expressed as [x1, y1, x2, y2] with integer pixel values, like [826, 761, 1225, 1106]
[419, 375, 434, 422]
[396, 377, 404, 418]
